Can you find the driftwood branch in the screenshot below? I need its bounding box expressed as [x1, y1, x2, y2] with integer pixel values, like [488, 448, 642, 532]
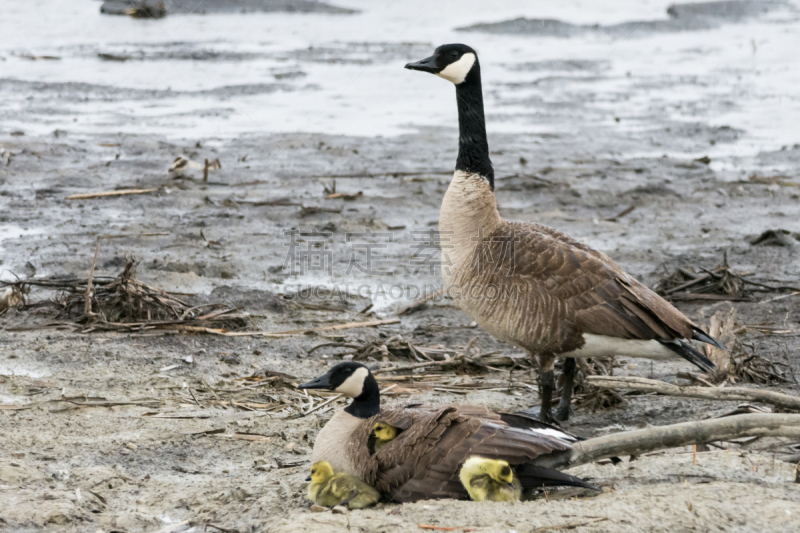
[538, 414, 800, 470]
[586, 375, 800, 411]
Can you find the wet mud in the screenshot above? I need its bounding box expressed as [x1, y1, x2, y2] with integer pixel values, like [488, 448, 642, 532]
[2, 1, 800, 531]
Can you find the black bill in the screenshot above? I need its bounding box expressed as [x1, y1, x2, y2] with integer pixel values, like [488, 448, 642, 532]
[404, 55, 439, 73]
[297, 372, 332, 390]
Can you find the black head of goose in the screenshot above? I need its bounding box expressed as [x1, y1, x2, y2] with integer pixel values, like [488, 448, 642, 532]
[298, 362, 594, 502]
[406, 45, 725, 424]
[406, 43, 493, 188]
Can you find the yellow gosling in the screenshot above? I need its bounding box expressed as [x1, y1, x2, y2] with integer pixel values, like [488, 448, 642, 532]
[371, 421, 399, 452]
[306, 460, 380, 509]
[459, 456, 522, 502]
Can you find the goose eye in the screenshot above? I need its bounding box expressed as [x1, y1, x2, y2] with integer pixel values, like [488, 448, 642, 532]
[450, 51, 459, 57]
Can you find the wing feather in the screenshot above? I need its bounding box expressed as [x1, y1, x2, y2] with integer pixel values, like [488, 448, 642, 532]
[468, 222, 718, 352]
[363, 405, 576, 502]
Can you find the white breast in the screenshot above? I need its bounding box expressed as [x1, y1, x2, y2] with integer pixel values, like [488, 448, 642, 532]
[438, 170, 502, 288]
[311, 410, 364, 475]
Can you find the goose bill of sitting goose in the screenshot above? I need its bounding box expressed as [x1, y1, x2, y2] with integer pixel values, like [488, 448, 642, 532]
[406, 44, 725, 424]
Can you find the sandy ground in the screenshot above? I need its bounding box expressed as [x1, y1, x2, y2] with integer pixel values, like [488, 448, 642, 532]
[2, 1, 800, 532]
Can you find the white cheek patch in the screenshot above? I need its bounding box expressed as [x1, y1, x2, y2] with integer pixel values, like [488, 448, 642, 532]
[436, 53, 476, 84]
[334, 367, 369, 397]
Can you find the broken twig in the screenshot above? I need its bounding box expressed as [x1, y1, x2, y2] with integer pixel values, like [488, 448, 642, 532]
[66, 189, 158, 200]
[397, 288, 447, 316]
[223, 318, 399, 338]
[85, 242, 100, 316]
[585, 376, 800, 411]
[533, 518, 608, 532]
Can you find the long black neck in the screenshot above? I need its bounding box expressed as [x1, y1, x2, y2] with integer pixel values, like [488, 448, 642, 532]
[343, 373, 380, 418]
[455, 62, 493, 189]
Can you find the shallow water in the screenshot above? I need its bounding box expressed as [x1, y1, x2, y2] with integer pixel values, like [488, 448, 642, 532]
[1, 0, 799, 161]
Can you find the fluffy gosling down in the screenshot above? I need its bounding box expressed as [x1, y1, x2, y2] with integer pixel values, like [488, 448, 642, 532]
[459, 457, 522, 502]
[306, 461, 381, 509]
[370, 421, 399, 452]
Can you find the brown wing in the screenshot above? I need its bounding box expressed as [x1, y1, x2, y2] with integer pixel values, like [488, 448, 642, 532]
[365, 405, 572, 502]
[345, 405, 460, 487]
[475, 222, 695, 351]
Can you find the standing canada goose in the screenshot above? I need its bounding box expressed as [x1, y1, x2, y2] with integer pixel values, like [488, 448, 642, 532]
[298, 362, 594, 502]
[459, 456, 522, 502]
[404, 44, 725, 423]
[306, 460, 382, 509]
[369, 421, 400, 453]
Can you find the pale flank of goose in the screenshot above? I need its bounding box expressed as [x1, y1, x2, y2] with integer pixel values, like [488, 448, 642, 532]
[404, 44, 725, 423]
[306, 460, 381, 510]
[298, 362, 595, 503]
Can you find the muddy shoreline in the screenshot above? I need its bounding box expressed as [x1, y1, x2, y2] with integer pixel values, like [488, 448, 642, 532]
[2, 1, 800, 531]
[2, 123, 799, 531]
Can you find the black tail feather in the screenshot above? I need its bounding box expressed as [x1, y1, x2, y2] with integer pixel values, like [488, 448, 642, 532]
[691, 326, 728, 351]
[658, 338, 715, 372]
[515, 464, 598, 491]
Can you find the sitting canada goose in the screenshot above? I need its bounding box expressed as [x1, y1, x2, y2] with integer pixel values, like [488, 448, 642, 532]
[404, 44, 725, 423]
[459, 456, 522, 502]
[306, 460, 381, 509]
[298, 362, 595, 502]
[370, 421, 400, 453]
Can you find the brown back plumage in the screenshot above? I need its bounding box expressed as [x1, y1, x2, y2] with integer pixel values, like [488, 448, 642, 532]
[344, 404, 573, 502]
[454, 220, 696, 354]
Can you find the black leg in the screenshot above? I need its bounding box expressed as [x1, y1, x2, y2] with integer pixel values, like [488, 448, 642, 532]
[555, 357, 576, 422]
[538, 369, 556, 424]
